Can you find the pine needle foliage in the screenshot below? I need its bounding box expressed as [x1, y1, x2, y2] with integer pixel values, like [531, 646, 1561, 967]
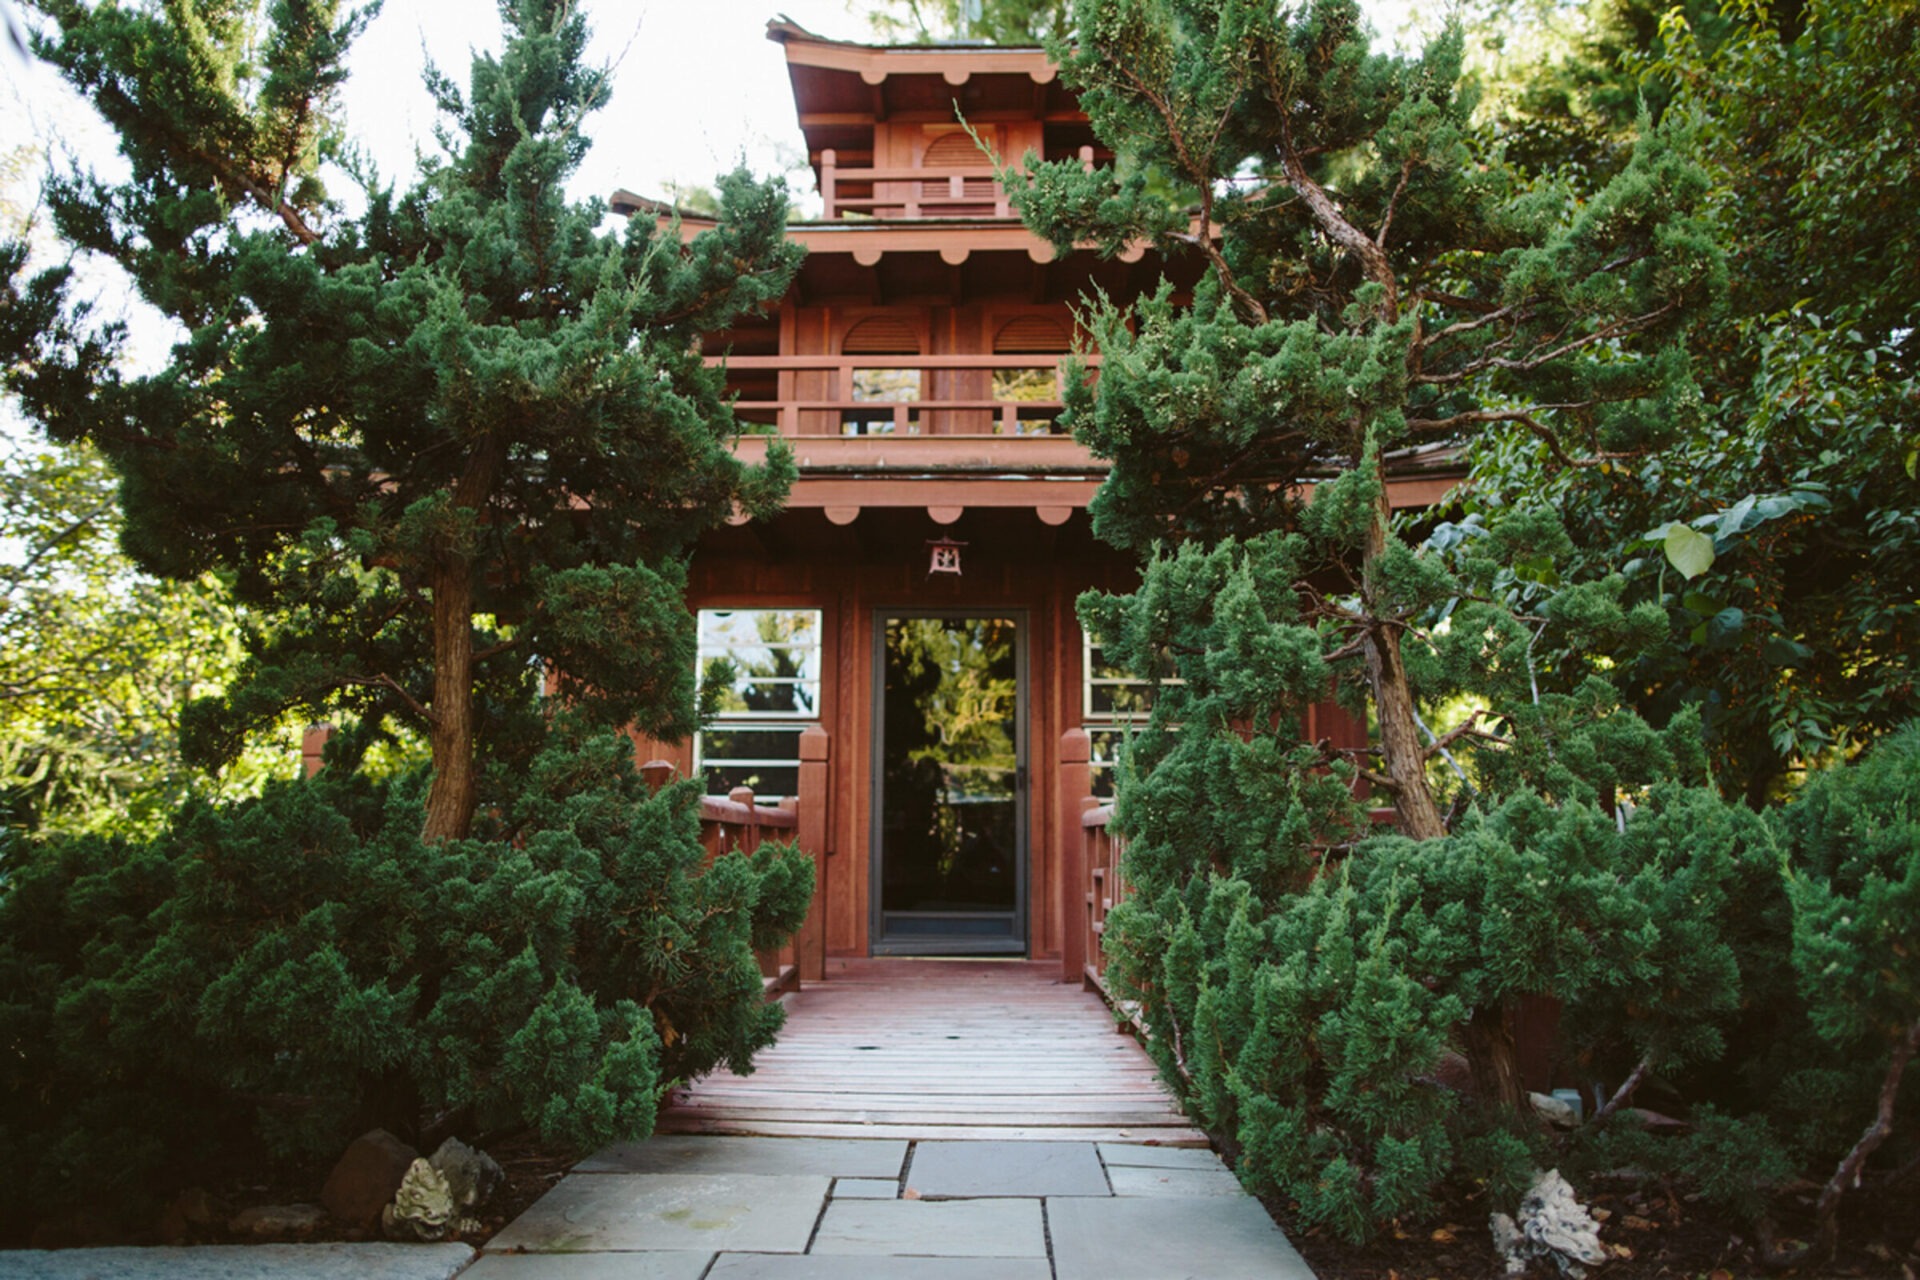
[0, 717, 813, 1231]
[1008, 0, 1914, 1247]
[1, 0, 803, 841]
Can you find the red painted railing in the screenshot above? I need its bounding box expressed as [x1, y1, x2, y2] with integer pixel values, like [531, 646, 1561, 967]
[818, 146, 1093, 221]
[710, 353, 1100, 439]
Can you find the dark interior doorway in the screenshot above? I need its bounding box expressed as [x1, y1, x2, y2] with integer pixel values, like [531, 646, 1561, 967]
[871, 612, 1026, 954]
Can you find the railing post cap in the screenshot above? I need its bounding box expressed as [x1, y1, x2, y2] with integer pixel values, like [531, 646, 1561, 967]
[1059, 726, 1091, 762]
[799, 724, 830, 760]
[729, 785, 757, 807]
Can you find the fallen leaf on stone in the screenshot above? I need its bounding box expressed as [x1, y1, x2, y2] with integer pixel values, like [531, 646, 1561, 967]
[902, 1188, 921, 1200]
[1590, 1207, 1612, 1221]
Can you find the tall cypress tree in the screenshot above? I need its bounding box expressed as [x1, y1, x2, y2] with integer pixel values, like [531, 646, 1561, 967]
[3, 0, 801, 840]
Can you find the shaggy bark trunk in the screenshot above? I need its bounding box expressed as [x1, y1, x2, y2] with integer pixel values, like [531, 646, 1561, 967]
[422, 554, 478, 843]
[1361, 461, 1448, 841]
[1464, 1000, 1530, 1118]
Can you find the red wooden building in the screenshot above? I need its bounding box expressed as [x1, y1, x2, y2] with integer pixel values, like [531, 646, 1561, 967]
[616, 22, 1456, 982]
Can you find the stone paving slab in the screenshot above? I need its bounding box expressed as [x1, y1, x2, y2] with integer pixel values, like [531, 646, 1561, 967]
[1049, 1194, 1316, 1280]
[707, 1256, 1053, 1279]
[1098, 1143, 1231, 1172]
[578, 1136, 908, 1180]
[461, 1253, 711, 1279]
[1107, 1164, 1246, 1197]
[831, 1178, 901, 1199]
[810, 1198, 1047, 1257]
[487, 1173, 828, 1254]
[905, 1140, 1108, 1198]
[0, 1244, 474, 1280]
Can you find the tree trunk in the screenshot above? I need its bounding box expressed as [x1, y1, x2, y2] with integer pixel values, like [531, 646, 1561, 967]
[422, 554, 477, 843]
[1464, 1000, 1531, 1118]
[1360, 457, 1448, 841]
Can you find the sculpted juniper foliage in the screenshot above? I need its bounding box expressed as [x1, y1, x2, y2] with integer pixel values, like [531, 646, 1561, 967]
[979, 0, 1919, 1242]
[0, 0, 817, 1235]
[2, 0, 801, 842]
[0, 718, 812, 1229]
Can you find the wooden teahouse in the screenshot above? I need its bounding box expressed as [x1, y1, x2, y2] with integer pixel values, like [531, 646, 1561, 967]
[617, 22, 1457, 984]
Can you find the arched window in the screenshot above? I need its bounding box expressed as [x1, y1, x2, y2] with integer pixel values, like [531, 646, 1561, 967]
[992, 315, 1074, 434]
[919, 131, 998, 213]
[840, 316, 922, 435]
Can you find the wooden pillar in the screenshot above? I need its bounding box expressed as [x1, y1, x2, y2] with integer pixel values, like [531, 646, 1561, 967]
[820, 149, 837, 219]
[796, 725, 831, 982]
[640, 758, 677, 794]
[1058, 727, 1091, 985]
[301, 724, 333, 778]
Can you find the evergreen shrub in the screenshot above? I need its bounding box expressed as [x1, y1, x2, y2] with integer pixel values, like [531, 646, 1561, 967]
[1103, 715, 1920, 1242]
[0, 718, 811, 1231]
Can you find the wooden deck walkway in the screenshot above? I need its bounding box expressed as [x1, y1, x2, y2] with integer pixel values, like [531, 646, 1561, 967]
[659, 957, 1208, 1146]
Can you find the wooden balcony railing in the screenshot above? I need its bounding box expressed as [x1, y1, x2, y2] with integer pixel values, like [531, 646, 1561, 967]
[641, 725, 829, 993]
[711, 352, 1100, 439]
[819, 146, 1093, 221]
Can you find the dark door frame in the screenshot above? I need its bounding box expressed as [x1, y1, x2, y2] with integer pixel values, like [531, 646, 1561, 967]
[868, 607, 1029, 956]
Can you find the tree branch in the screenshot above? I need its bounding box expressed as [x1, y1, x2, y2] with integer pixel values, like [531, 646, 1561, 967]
[337, 672, 431, 723]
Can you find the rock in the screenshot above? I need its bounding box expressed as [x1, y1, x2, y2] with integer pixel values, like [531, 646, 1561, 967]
[1530, 1091, 1581, 1130]
[428, 1136, 504, 1213]
[1489, 1169, 1609, 1279]
[382, 1157, 456, 1241]
[157, 1187, 228, 1243]
[228, 1203, 326, 1237]
[322, 1127, 419, 1230]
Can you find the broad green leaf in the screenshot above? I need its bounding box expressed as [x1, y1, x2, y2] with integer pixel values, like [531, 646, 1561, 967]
[1663, 525, 1716, 579]
[1706, 607, 1746, 645]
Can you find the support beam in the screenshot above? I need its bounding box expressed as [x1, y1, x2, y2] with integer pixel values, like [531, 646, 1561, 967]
[1058, 728, 1092, 985]
[796, 725, 831, 982]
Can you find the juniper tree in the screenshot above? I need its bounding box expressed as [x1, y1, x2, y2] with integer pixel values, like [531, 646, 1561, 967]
[1008, 0, 1721, 840]
[2, 0, 801, 840]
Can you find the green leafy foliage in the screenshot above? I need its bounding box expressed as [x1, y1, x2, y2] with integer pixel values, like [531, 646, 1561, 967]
[1459, 0, 1920, 800]
[2, 0, 803, 840]
[0, 437, 284, 836]
[0, 717, 812, 1231]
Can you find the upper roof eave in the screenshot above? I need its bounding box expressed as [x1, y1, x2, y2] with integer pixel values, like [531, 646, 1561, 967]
[766, 17, 1058, 85]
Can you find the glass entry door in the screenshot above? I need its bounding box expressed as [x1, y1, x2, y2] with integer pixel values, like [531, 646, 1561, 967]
[872, 613, 1026, 954]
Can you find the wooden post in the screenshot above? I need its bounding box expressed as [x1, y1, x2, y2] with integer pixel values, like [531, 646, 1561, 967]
[301, 724, 333, 778]
[796, 725, 831, 982]
[640, 758, 677, 794]
[1058, 727, 1092, 985]
[820, 149, 837, 219]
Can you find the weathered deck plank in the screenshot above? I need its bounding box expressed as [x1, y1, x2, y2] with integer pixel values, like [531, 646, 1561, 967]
[659, 958, 1207, 1146]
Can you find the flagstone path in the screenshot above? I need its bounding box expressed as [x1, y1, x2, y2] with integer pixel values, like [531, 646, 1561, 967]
[0, 960, 1316, 1278]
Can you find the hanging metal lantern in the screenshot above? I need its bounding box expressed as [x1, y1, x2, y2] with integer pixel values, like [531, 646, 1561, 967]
[926, 536, 966, 575]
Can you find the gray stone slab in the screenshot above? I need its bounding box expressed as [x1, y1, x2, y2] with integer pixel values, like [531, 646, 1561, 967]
[709, 1256, 1052, 1280]
[0, 1244, 473, 1280]
[832, 1178, 901, 1199]
[1049, 1195, 1316, 1280]
[1098, 1143, 1230, 1172]
[487, 1173, 828, 1254]
[579, 1135, 908, 1180]
[810, 1199, 1046, 1257]
[905, 1140, 1108, 1199]
[1108, 1164, 1245, 1197]
[461, 1253, 712, 1280]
